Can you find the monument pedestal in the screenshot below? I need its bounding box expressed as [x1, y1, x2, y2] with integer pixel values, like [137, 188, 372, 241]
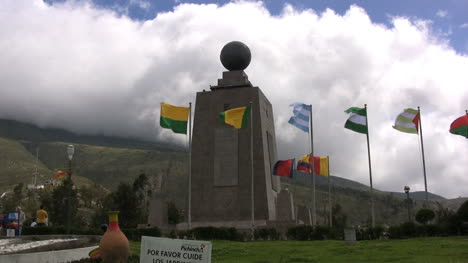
[191, 69, 280, 224]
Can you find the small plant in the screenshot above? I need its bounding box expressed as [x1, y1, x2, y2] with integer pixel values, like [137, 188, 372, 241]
[415, 209, 435, 225]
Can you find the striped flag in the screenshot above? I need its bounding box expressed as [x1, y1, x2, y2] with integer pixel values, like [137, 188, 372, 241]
[393, 108, 419, 134]
[297, 154, 329, 176]
[450, 113, 468, 138]
[313, 156, 329, 177]
[220, 106, 251, 129]
[55, 170, 67, 179]
[160, 103, 190, 134]
[297, 154, 312, 173]
[273, 159, 295, 178]
[344, 107, 367, 134]
[288, 103, 311, 132]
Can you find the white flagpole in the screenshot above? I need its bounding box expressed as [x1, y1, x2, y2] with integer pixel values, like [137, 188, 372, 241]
[188, 102, 192, 229]
[250, 102, 255, 234]
[309, 105, 316, 227]
[328, 156, 332, 228]
[417, 106, 429, 203]
[364, 104, 375, 228]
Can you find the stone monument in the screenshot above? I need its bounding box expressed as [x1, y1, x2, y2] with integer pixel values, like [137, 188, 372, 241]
[190, 41, 280, 228]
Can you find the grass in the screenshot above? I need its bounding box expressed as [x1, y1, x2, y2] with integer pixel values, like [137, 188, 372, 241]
[130, 237, 468, 263]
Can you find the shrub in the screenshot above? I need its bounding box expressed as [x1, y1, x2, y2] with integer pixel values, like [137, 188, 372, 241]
[254, 228, 280, 240]
[190, 227, 242, 241]
[287, 225, 313, 240]
[457, 200, 468, 222]
[122, 227, 161, 241]
[415, 209, 435, 225]
[400, 221, 417, 237]
[311, 226, 329, 240]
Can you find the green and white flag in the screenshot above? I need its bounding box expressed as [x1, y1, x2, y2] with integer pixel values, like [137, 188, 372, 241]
[344, 107, 367, 134]
[393, 108, 419, 134]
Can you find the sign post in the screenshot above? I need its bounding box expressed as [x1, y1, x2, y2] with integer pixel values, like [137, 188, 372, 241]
[140, 236, 212, 263]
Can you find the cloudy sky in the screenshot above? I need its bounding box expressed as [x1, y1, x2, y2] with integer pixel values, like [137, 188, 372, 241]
[1, 0, 467, 198]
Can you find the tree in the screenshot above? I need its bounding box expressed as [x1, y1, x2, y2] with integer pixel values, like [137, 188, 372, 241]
[0, 183, 25, 212]
[50, 178, 79, 226]
[415, 208, 435, 225]
[133, 173, 152, 220]
[91, 173, 152, 228]
[457, 200, 468, 221]
[168, 201, 181, 225]
[332, 204, 347, 229]
[111, 182, 141, 228]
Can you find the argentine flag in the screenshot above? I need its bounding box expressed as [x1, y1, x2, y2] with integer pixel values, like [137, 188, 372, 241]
[288, 103, 311, 132]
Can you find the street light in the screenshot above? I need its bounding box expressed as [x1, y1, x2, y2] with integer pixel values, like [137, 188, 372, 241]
[66, 144, 74, 235]
[404, 186, 411, 222]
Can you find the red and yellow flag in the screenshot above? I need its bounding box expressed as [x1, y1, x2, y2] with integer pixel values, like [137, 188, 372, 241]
[55, 170, 67, 179]
[297, 154, 329, 176]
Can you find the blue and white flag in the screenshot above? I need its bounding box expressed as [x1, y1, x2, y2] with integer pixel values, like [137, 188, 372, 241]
[288, 103, 311, 132]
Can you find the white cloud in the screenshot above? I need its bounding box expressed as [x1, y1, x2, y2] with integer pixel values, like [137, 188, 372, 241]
[436, 9, 448, 18]
[460, 23, 468, 29]
[1, 0, 467, 198]
[130, 0, 150, 10]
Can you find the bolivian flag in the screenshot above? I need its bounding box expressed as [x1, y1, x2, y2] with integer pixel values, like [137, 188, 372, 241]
[219, 106, 251, 129]
[160, 103, 189, 134]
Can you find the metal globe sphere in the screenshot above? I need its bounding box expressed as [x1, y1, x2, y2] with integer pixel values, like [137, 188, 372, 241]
[220, 41, 251, 71]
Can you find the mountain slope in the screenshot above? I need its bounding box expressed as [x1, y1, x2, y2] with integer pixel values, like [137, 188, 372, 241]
[0, 118, 183, 152]
[0, 137, 95, 193]
[0, 118, 463, 227]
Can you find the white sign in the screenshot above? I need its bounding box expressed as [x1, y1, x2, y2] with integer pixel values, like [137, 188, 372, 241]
[6, 229, 15, 237]
[140, 236, 212, 263]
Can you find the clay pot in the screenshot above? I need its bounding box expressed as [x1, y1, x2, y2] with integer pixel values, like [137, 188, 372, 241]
[99, 211, 130, 263]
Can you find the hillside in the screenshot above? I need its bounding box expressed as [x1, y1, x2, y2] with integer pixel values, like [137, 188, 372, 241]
[0, 118, 183, 152]
[0, 137, 95, 193]
[0, 118, 465, 226]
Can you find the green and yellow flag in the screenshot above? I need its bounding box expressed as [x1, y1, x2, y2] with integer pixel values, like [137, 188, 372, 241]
[160, 102, 189, 134]
[220, 106, 251, 129]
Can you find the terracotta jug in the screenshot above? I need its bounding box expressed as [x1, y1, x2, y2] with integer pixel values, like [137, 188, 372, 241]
[99, 211, 130, 263]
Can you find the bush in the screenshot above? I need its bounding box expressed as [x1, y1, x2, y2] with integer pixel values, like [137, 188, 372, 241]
[388, 225, 401, 239]
[287, 225, 313, 240]
[356, 226, 384, 240]
[415, 209, 435, 225]
[457, 200, 468, 221]
[254, 228, 280, 240]
[400, 221, 417, 237]
[310, 226, 329, 240]
[190, 227, 242, 241]
[122, 227, 161, 241]
[286, 225, 340, 241]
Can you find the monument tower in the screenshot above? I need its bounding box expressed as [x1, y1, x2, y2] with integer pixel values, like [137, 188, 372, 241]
[191, 41, 281, 227]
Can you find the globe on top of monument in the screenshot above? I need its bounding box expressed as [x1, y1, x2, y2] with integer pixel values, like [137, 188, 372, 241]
[220, 41, 251, 71]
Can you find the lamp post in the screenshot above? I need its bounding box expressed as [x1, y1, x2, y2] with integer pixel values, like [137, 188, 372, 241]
[66, 144, 75, 234]
[404, 186, 411, 222]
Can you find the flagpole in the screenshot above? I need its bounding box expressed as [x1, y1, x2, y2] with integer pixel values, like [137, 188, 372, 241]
[417, 106, 429, 203]
[250, 101, 255, 235]
[364, 104, 375, 228]
[309, 104, 316, 227]
[327, 156, 332, 227]
[293, 173, 298, 225]
[188, 102, 192, 229]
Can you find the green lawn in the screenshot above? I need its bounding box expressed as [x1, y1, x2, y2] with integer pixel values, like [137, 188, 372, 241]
[131, 237, 468, 263]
